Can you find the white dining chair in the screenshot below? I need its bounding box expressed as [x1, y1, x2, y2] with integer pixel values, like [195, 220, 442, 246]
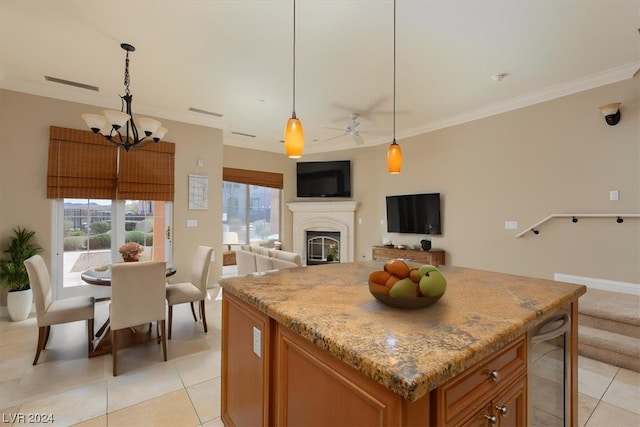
[165, 246, 214, 339]
[110, 261, 167, 376]
[24, 255, 95, 365]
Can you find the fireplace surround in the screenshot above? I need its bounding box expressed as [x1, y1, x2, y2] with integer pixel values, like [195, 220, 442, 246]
[287, 201, 358, 266]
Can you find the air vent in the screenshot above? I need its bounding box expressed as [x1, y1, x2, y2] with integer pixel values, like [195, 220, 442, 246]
[44, 76, 99, 91]
[231, 131, 256, 138]
[188, 107, 223, 117]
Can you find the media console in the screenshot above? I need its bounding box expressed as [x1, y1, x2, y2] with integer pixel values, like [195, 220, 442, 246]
[371, 246, 445, 266]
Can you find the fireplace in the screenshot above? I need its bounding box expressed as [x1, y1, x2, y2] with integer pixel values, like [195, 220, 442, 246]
[306, 231, 340, 265]
[287, 201, 358, 266]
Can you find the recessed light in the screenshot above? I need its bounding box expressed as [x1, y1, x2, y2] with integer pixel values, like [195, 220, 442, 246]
[491, 73, 509, 82]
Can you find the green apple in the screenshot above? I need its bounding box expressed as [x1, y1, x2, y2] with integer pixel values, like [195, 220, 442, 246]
[417, 264, 439, 280]
[418, 268, 447, 297]
[390, 278, 420, 298]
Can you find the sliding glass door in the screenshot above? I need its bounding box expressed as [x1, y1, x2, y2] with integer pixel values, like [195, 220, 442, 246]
[51, 198, 172, 300]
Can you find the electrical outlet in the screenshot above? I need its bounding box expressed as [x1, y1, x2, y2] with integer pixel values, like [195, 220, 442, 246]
[253, 327, 261, 357]
[505, 221, 518, 230]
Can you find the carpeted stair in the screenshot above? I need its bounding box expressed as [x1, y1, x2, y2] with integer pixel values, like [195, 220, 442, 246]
[578, 288, 640, 372]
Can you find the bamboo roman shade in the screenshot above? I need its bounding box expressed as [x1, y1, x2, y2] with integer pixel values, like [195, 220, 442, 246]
[47, 126, 175, 201]
[222, 167, 283, 189]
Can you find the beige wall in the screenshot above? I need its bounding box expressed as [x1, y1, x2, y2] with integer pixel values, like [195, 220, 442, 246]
[0, 89, 223, 306]
[1, 76, 638, 308]
[349, 77, 638, 284]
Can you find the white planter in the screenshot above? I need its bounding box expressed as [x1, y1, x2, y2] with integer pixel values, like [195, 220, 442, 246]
[7, 288, 33, 321]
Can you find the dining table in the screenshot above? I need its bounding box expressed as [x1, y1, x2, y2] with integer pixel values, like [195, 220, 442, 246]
[81, 263, 177, 286]
[80, 262, 177, 357]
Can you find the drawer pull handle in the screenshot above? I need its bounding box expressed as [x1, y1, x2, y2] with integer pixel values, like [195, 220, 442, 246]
[484, 414, 498, 424]
[496, 405, 509, 417]
[486, 369, 500, 382]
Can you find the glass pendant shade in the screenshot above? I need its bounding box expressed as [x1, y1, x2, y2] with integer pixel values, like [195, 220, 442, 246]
[285, 116, 304, 158]
[136, 117, 162, 136]
[152, 126, 168, 142]
[387, 141, 402, 174]
[81, 114, 107, 133]
[103, 109, 130, 130]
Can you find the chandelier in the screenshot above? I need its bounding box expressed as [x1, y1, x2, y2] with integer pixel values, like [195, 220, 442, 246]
[81, 43, 167, 151]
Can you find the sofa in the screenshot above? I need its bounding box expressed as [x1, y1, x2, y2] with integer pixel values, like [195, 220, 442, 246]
[235, 245, 303, 275]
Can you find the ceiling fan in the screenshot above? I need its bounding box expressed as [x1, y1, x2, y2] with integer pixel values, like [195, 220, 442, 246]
[324, 113, 387, 145]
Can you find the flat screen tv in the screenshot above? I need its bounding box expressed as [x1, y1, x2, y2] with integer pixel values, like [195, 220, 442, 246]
[386, 193, 442, 235]
[296, 160, 351, 198]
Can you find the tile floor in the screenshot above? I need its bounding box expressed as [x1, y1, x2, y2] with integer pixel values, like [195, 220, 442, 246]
[1, 285, 638, 427]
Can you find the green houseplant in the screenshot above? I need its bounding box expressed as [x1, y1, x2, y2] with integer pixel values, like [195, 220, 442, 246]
[0, 227, 42, 321]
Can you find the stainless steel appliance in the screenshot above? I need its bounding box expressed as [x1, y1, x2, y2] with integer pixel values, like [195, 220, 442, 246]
[529, 309, 572, 426]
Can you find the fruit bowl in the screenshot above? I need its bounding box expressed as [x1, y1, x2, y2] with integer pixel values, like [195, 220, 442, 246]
[368, 259, 446, 309]
[369, 291, 443, 309]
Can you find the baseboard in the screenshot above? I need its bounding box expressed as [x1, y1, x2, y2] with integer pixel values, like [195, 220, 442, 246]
[554, 273, 640, 296]
[0, 305, 35, 320]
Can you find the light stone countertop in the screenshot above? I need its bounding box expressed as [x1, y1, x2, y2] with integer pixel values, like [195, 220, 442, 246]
[220, 261, 586, 401]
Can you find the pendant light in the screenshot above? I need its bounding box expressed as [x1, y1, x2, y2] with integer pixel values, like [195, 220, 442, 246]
[284, 0, 304, 158]
[387, 0, 402, 174]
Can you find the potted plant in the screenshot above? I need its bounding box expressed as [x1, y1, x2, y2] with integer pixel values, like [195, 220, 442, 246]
[0, 227, 42, 321]
[118, 242, 143, 262]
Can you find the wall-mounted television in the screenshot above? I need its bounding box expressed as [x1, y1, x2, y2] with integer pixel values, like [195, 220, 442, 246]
[386, 193, 442, 235]
[296, 160, 351, 198]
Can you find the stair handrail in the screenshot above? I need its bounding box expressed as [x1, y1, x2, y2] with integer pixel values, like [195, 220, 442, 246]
[516, 213, 640, 238]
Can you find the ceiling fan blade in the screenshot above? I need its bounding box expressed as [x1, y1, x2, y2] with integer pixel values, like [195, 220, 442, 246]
[364, 129, 391, 136]
[323, 132, 349, 142]
[352, 133, 365, 145]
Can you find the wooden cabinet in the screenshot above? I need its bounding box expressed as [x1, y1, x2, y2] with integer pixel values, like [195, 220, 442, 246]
[274, 324, 429, 426]
[431, 335, 527, 426]
[221, 292, 273, 427]
[222, 293, 531, 427]
[372, 246, 445, 266]
[222, 250, 236, 266]
[459, 375, 526, 426]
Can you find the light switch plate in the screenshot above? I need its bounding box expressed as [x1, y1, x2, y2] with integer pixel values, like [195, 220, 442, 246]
[253, 327, 261, 357]
[610, 190, 619, 201]
[505, 221, 518, 230]
[187, 219, 198, 227]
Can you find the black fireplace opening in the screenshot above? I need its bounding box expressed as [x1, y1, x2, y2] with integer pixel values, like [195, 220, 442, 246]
[306, 231, 340, 265]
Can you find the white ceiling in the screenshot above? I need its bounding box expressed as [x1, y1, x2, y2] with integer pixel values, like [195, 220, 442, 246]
[1, 1, 638, 155]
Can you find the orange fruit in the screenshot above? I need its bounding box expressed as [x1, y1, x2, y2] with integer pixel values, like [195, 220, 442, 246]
[385, 275, 400, 289]
[383, 259, 410, 279]
[369, 281, 390, 296]
[409, 268, 421, 283]
[369, 270, 391, 286]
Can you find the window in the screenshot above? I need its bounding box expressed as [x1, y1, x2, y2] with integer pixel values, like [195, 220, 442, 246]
[52, 198, 172, 300]
[46, 126, 175, 299]
[222, 168, 283, 247]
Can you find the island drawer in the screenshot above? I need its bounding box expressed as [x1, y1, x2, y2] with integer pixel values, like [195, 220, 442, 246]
[433, 335, 526, 426]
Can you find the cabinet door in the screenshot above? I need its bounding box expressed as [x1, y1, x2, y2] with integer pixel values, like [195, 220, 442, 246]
[494, 375, 527, 427]
[274, 324, 429, 426]
[221, 292, 272, 427]
[458, 375, 526, 427]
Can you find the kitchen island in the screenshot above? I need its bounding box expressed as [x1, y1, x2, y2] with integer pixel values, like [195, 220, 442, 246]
[220, 261, 586, 426]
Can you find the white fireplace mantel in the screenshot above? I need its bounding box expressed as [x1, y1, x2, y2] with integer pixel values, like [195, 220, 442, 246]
[287, 201, 359, 265]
